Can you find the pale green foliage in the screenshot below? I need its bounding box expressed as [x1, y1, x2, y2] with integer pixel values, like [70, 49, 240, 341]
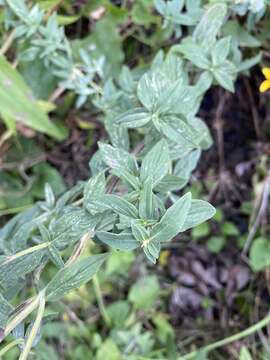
[0, 0, 265, 357]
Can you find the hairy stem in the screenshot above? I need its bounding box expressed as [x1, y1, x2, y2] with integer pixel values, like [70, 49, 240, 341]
[93, 275, 111, 327]
[19, 292, 46, 360]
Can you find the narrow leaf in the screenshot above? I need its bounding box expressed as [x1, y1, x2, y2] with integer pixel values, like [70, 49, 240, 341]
[46, 254, 108, 301]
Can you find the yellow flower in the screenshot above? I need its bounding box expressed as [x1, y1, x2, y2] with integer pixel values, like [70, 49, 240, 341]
[260, 67, 270, 93]
[159, 250, 170, 266]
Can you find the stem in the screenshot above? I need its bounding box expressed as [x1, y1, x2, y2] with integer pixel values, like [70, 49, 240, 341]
[4, 296, 40, 340]
[93, 275, 111, 327]
[0, 339, 23, 357]
[2, 242, 50, 266]
[0, 205, 33, 217]
[179, 313, 270, 359]
[19, 293, 46, 360]
[0, 29, 16, 56]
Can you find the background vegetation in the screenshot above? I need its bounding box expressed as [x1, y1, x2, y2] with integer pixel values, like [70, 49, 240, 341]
[0, 0, 270, 359]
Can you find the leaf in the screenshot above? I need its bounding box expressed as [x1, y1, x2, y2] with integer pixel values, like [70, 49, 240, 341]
[239, 346, 253, 360]
[160, 117, 199, 149]
[96, 339, 121, 360]
[151, 192, 192, 242]
[107, 300, 130, 328]
[155, 174, 187, 193]
[96, 231, 139, 251]
[128, 275, 160, 309]
[84, 172, 106, 213]
[237, 52, 262, 73]
[0, 293, 14, 328]
[181, 199, 216, 232]
[50, 208, 99, 249]
[174, 149, 201, 178]
[90, 194, 138, 218]
[211, 36, 231, 66]
[250, 237, 270, 272]
[47, 243, 65, 268]
[175, 39, 210, 69]
[213, 61, 237, 92]
[72, 17, 124, 77]
[115, 107, 152, 128]
[0, 249, 46, 290]
[112, 169, 140, 190]
[137, 71, 168, 111]
[20, 58, 58, 100]
[98, 142, 138, 175]
[131, 222, 149, 243]
[46, 254, 108, 301]
[0, 56, 66, 140]
[139, 179, 155, 219]
[140, 139, 170, 186]
[193, 3, 227, 50]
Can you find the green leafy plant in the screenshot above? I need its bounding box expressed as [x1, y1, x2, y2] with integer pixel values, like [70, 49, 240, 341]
[0, 0, 268, 358]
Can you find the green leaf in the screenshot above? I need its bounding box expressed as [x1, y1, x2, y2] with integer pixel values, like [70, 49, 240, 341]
[90, 194, 138, 218]
[57, 15, 80, 26]
[96, 339, 121, 360]
[99, 143, 138, 175]
[137, 71, 168, 112]
[151, 192, 192, 242]
[139, 179, 155, 219]
[175, 39, 210, 69]
[174, 150, 201, 178]
[107, 300, 130, 328]
[84, 172, 106, 213]
[96, 231, 139, 251]
[155, 174, 187, 193]
[128, 275, 160, 310]
[0, 56, 66, 140]
[213, 61, 237, 92]
[191, 222, 210, 239]
[131, 221, 149, 243]
[140, 139, 170, 186]
[20, 58, 58, 100]
[115, 107, 152, 128]
[160, 117, 198, 149]
[0, 293, 14, 328]
[46, 254, 108, 301]
[48, 243, 65, 268]
[50, 208, 99, 249]
[0, 248, 46, 290]
[207, 236, 225, 254]
[181, 199, 216, 232]
[250, 237, 270, 272]
[112, 169, 140, 190]
[221, 222, 239, 236]
[239, 346, 253, 360]
[237, 52, 262, 73]
[211, 36, 231, 66]
[193, 3, 227, 50]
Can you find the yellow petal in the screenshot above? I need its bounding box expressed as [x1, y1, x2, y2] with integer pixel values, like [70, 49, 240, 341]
[259, 80, 270, 93]
[159, 250, 170, 266]
[262, 67, 270, 80]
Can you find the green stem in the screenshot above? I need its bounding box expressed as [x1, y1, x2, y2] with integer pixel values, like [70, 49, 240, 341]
[0, 339, 23, 357]
[93, 275, 111, 327]
[0, 204, 33, 217]
[2, 242, 50, 266]
[179, 313, 270, 359]
[0, 29, 16, 55]
[4, 296, 40, 340]
[19, 292, 46, 360]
